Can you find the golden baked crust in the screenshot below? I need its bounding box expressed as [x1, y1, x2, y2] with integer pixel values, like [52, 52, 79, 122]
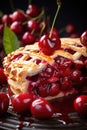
[3, 38, 87, 97]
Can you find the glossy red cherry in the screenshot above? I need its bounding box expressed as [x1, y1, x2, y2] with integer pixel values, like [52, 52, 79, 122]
[38, 34, 61, 55]
[11, 11, 26, 22]
[50, 28, 59, 37]
[26, 4, 40, 17]
[27, 20, 39, 32]
[38, 0, 61, 56]
[49, 83, 60, 96]
[22, 32, 36, 45]
[2, 14, 12, 26]
[10, 21, 23, 34]
[38, 85, 49, 97]
[74, 95, 87, 115]
[30, 98, 54, 119]
[11, 93, 33, 114]
[80, 30, 87, 47]
[71, 69, 81, 81]
[0, 92, 9, 115]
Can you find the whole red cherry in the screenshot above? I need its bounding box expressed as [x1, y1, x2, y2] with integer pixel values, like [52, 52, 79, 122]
[80, 30, 87, 47]
[49, 83, 60, 96]
[0, 92, 9, 115]
[22, 32, 36, 45]
[26, 4, 40, 17]
[11, 93, 33, 114]
[30, 98, 54, 119]
[10, 21, 23, 34]
[38, 33, 61, 55]
[38, 0, 61, 56]
[50, 28, 59, 37]
[2, 14, 12, 26]
[27, 20, 39, 32]
[11, 11, 26, 22]
[74, 95, 87, 115]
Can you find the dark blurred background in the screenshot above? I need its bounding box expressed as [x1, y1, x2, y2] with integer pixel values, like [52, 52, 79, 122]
[0, 0, 87, 36]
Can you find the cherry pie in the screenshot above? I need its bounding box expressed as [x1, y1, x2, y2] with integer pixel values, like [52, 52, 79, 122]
[3, 38, 87, 100]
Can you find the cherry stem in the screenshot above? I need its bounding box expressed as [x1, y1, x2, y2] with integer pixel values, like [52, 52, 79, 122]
[32, 9, 45, 21]
[23, 9, 45, 25]
[49, 0, 61, 38]
[39, 22, 46, 37]
[31, 29, 35, 35]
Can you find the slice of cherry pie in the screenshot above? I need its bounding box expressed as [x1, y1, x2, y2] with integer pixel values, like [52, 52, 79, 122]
[3, 38, 87, 100]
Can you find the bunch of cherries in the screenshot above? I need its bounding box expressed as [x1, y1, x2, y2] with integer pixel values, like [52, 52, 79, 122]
[0, 4, 50, 67]
[0, 4, 80, 67]
[0, 2, 87, 119]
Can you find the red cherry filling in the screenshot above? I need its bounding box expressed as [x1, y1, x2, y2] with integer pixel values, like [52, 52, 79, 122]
[0, 68, 7, 84]
[26, 56, 87, 98]
[49, 83, 60, 96]
[11, 53, 23, 61]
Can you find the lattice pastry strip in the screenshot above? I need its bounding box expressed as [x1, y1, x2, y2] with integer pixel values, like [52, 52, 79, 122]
[3, 38, 87, 81]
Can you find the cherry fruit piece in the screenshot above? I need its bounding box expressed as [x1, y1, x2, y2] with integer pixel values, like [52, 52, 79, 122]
[74, 95, 87, 115]
[2, 14, 12, 26]
[71, 69, 81, 81]
[0, 92, 9, 115]
[10, 21, 23, 34]
[22, 32, 36, 45]
[50, 27, 59, 37]
[80, 30, 87, 47]
[31, 98, 54, 119]
[27, 20, 39, 32]
[11, 11, 26, 22]
[11, 93, 33, 114]
[0, 68, 7, 84]
[38, 1, 61, 55]
[38, 34, 61, 55]
[26, 4, 40, 17]
[49, 83, 60, 96]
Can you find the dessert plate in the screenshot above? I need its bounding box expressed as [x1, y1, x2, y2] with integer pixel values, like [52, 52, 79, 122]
[0, 88, 87, 130]
[0, 107, 87, 130]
